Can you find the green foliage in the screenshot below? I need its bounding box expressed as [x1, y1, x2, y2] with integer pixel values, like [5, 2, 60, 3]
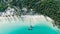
[0, 0, 60, 25]
[34, 0, 60, 24]
[0, 0, 8, 12]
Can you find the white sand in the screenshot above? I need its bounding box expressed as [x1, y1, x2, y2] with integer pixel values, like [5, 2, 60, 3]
[0, 15, 54, 26]
[0, 15, 58, 30]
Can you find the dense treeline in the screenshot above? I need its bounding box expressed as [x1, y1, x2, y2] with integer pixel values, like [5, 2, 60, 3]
[0, 0, 60, 27]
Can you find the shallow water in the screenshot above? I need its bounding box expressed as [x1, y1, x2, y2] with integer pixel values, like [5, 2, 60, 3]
[0, 24, 60, 34]
[9, 25, 60, 34]
[0, 16, 60, 34]
[0, 22, 60, 34]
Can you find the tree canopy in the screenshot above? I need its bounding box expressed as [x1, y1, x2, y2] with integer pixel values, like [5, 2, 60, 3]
[0, 0, 60, 26]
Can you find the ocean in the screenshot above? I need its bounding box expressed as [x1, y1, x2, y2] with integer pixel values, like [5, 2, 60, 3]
[0, 15, 60, 34]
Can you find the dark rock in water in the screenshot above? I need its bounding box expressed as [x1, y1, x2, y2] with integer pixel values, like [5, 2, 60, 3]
[28, 26, 33, 30]
[53, 24, 55, 27]
[56, 22, 60, 28]
[52, 23, 55, 27]
[28, 28, 32, 30]
[53, 22, 60, 28]
[57, 26, 60, 28]
[30, 25, 33, 28]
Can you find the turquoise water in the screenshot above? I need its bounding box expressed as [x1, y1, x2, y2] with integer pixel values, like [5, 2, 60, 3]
[10, 25, 60, 34]
[0, 16, 60, 34]
[0, 24, 60, 34]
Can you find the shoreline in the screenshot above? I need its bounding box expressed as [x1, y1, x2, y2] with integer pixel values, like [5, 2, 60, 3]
[0, 15, 59, 30]
[0, 15, 54, 26]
